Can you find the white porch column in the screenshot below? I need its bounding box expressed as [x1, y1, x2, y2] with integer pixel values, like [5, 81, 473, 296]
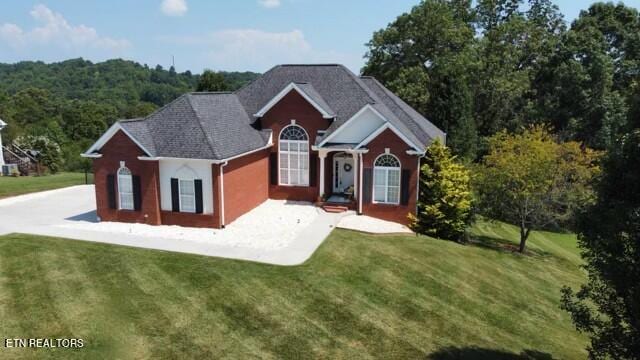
[318, 150, 327, 198]
[349, 150, 358, 199]
[358, 152, 363, 214]
[0, 119, 6, 166]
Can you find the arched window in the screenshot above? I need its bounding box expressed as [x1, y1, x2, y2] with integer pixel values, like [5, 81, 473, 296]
[373, 154, 401, 204]
[117, 166, 134, 210]
[279, 124, 309, 186]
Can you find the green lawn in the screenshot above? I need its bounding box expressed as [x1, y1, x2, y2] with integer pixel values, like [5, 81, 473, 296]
[0, 172, 91, 198]
[0, 222, 587, 359]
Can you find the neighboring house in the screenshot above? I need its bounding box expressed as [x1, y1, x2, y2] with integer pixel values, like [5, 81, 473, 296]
[83, 64, 445, 228]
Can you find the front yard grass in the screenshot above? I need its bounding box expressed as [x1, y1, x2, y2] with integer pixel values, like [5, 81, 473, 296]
[0, 222, 587, 359]
[0, 172, 91, 199]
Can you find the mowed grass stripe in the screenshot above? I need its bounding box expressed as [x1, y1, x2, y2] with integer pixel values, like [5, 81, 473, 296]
[0, 221, 587, 359]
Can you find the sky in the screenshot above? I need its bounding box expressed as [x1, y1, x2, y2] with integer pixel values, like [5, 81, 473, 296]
[0, 0, 639, 74]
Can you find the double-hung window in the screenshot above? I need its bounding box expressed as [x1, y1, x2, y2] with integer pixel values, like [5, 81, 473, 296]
[279, 125, 309, 186]
[117, 166, 134, 210]
[373, 154, 401, 204]
[179, 179, 196, 213]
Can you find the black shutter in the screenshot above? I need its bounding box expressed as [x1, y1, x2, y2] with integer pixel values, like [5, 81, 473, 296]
[171, 178, 180, 212]
[107, 174, 116, 209]
[400, 169, 410, 205]
[269, 152, 278, 185]
[363, 168, 372, 204]
[194, 179, 203, 214]
[132, 175, 142, 211]
[309, 154, 317, 187]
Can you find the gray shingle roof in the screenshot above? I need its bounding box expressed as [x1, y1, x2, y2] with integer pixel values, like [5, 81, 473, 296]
[119, 118, 156, 155]
[237, 64, 374, 126]
[238, 64, 443, 149]
[294, 82, 335, 117]
[101, 64, 444, 160]
[119, 93, 270, 160]
[360, 77, 446, 144]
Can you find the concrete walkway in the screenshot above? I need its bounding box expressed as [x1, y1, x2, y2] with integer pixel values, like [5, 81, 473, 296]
[0, 185, 346, 265]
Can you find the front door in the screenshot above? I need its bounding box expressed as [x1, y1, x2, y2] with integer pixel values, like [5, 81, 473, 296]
[333, 153, 354, 193]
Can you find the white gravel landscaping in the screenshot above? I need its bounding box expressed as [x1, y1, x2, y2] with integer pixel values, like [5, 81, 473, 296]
[337, 214, 413, 234]
[58, 199, 322, 250]
[0, 186, 343, 264]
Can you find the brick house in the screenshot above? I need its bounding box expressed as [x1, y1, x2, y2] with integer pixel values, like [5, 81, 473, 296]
[82, 64, 445, 228]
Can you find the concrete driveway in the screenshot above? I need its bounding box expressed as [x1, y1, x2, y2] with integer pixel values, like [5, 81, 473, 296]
[0, 185, 345, 265]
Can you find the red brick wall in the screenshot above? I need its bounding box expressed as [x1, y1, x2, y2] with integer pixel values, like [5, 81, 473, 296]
[223, 148, 270, 225]
[361, 128, 419, 225]
[261, 90, 332, 202]
[93, 130, 162, 225]
[160, 211, 218, 228]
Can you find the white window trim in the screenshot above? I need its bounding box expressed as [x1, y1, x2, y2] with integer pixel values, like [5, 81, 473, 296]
[278, 125, 310, 187]
[178, 178, 196, 213]
[117, 166, 134, 210]
[372, 153, 401, 205]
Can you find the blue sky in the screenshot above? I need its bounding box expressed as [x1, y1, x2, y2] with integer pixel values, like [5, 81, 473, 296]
[1, 0, 638, 74]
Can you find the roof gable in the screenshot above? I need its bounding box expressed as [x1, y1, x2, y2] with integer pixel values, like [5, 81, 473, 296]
[83, 122, 154, 156]
[254, 82, 335, 119]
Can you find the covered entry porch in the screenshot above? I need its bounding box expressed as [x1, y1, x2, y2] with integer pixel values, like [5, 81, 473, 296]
[316, 147, 368, 213]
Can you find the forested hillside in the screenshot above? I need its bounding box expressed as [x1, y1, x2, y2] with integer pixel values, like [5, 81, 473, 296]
[0, 58, 259, 170]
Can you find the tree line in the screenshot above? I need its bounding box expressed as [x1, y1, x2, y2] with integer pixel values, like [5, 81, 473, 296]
[363, 0, 639, 160]
[0, 58, 259, 171]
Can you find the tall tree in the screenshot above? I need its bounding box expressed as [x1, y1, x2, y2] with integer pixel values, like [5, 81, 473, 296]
[473, 0, 565, 139]
[363, 0, 477, 158]
[561, 130, 640, 359]
[535, 2, 640, 149]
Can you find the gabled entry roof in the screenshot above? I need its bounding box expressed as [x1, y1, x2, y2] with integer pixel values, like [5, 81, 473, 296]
[84, 64, 445, 160]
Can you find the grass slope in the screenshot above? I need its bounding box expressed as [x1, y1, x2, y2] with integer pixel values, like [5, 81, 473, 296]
[0, 223, 586, 359]
[0, 172, 90, 199]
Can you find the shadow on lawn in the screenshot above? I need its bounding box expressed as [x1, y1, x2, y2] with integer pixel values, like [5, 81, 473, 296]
[467, 235, 551, 258]
[429, 346, 555, 360]
[65, 210, 98, 223]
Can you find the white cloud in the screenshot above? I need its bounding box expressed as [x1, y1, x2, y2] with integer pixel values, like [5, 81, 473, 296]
[159, 28, 362, 72]
[258, 0, 281, 8]
[0, 5, 130, 51]
[161, 0, 188, 16]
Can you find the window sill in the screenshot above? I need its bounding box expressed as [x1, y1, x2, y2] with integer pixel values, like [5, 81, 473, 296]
[277, 184, 311, 188]
[371, 202, 401, 206]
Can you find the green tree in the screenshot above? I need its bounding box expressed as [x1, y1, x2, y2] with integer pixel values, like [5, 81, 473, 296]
[474, 126, 600, 252]
[473, 0, 565, 137]
[363, 0, 477, 158]
[535, 2, 640, 149]
[196, 70, 230, 92]
[561, 130, 640, 359]
[409, 140, 473, 241]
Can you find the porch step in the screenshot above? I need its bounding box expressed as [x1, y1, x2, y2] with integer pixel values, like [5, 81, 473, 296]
[322, 205, 349, 213]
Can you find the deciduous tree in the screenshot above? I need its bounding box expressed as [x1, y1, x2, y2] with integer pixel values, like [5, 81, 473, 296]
[474, 126, 600, 252]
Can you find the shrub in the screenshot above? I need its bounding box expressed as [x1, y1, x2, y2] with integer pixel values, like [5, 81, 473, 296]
[409, 140, 473, 241]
